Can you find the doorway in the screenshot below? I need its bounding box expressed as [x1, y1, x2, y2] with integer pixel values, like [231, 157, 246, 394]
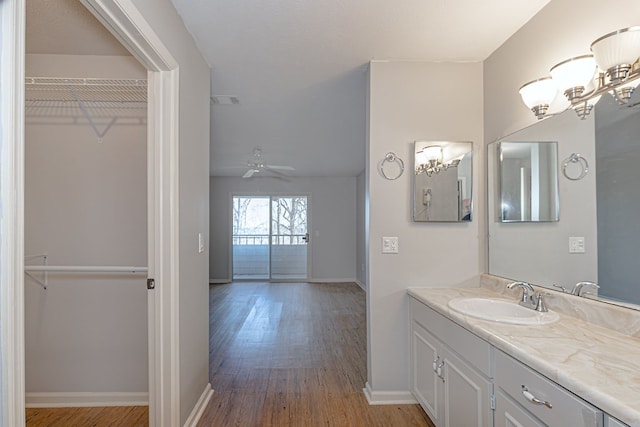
[232, 195, 310, 281]
[0, 0, 189, 425]
[22, 1, 149, 418]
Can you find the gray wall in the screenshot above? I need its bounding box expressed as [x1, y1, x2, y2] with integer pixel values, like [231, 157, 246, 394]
[210, 176, 357, 282]
[366, 60, 483, 398]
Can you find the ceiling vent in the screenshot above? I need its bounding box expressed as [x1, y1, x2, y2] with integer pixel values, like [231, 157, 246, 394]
[211, 95, 240, 105]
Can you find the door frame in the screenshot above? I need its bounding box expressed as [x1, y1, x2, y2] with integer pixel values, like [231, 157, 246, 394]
[1, 0, 182, 425]
[1, 0, 27, 424]
[229, 192, 312, 282]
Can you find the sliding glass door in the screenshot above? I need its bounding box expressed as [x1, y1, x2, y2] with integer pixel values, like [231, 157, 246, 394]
[232, 195, 309, 280]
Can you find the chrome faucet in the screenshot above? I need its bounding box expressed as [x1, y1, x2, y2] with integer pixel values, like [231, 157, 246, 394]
[507, 281, 535, 306]
[507, 281, 549, 312]
[571, 281, 600, 297]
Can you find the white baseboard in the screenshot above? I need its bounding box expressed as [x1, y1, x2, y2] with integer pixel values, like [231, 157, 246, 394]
[183, 383, 213, 427]
[209, 279, 230, 284]
[308, 278, 357, 284]
[363, 382, 417, 405]
[25, 392, 148, 408]
[355, 279, 366, 291]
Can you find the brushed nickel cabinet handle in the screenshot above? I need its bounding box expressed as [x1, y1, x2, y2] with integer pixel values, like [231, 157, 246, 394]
[522, 385, 553, 409]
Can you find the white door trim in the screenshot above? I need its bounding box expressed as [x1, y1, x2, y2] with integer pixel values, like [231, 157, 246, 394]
[1, 0, 26, 425]
[2, 0, 182, 424]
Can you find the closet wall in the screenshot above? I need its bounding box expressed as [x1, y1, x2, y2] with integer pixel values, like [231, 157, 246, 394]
[24, 54, 148, 403]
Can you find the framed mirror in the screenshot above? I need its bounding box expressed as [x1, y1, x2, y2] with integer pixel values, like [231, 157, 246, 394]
[498, 141, 559, 222]
[413, 141, 472, 222]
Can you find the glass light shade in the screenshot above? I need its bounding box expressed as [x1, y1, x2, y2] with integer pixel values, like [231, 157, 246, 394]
[591, 26, 640, 71]
[423, 146, 442, 162]
[415, 149, 427, 164]
[519, 77, 557, 109]
[550, 55, 596, 94]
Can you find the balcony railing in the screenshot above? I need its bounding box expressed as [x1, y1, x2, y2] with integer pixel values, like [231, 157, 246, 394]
[232, 234, 307, 245]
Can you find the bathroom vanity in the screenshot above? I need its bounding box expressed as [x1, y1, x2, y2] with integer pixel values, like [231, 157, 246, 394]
[408, 276, 640, 427]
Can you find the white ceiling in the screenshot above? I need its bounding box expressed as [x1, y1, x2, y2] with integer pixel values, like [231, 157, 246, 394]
[26, 0, 551, 178]
[170, 0, 550, 177]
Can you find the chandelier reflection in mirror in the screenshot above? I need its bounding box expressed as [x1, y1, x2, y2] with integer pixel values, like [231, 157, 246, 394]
[415, 145, 461, 176]
[519, 26, 640, 120]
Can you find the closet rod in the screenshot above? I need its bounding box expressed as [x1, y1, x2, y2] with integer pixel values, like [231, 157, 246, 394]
[24, 266, 148, 273]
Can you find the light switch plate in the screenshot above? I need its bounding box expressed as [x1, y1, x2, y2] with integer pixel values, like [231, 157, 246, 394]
[382, 237, 399, 254]
[569, 236, 585, 253]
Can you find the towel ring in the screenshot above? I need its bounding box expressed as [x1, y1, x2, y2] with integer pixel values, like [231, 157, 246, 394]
[562, 153, 589, 181]
[379, 152, 405, 180]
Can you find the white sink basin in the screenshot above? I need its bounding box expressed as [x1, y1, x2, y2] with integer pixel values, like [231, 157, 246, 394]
[447, 297, 559, 325]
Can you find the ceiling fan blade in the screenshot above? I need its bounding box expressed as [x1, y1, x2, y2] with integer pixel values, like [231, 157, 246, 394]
[265, 164, 295, 171]
[243, 169, 257, 178]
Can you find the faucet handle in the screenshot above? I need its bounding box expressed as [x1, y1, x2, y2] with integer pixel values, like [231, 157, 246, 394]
[572, 281, 600, 297]
[534, 292, 549, 312]
[552, 284, 569, 293]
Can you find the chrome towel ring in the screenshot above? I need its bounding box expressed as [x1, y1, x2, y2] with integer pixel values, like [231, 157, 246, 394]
[562, 153, 589, 181]
[379, 152, 405, 180]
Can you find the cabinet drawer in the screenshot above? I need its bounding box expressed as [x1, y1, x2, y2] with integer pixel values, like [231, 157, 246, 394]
[495, 388, 545, 427]
[410, 297, 492, 376]
[605, 415, 630, 427]
[495, 350, 603, 427]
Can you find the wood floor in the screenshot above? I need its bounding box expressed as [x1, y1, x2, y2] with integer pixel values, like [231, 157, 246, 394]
[26, 281, 434, 426]
[25, 406, 148, 426]
[198, 281, 434, 426]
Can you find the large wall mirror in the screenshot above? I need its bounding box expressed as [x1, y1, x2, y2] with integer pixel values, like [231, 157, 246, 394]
[413, 141, 472, 222]
[488, 90, 640, 308]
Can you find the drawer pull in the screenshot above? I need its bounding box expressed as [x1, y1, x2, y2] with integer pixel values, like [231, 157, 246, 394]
[521, 385, 553, 409]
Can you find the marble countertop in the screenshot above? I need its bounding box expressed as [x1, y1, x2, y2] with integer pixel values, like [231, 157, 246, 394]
[408, 286, 640, 427]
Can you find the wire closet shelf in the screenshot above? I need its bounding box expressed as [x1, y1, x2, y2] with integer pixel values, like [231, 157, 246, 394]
[25, 77, 148, 141]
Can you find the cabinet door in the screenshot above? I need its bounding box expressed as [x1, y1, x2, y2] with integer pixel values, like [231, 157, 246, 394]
[410, 320, 442, 426]
[441, 346, 493, 427]
[495, 389, 545, 427]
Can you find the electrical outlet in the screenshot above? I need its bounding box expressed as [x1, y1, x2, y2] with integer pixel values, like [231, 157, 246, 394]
[382, 237, 399, 254]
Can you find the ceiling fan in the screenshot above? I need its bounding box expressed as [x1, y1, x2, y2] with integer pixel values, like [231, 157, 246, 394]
[242, 147, 295, 178]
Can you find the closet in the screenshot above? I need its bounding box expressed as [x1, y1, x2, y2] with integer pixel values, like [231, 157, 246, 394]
[23, 56, 149, 408]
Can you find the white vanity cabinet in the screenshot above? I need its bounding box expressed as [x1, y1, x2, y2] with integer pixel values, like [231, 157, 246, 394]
[409, 290, 640, 427]
[410, 297, 493, 427]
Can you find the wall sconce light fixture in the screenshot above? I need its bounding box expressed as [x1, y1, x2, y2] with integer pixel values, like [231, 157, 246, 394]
[415, 145, 461, 176]
[519, 26, 640, 120]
